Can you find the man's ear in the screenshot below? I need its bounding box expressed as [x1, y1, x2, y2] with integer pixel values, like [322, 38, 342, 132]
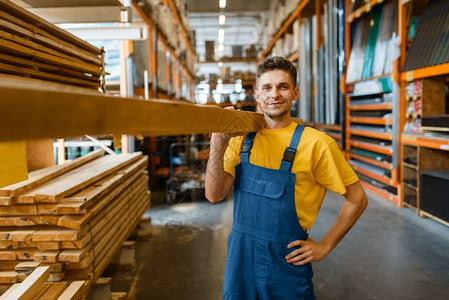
[254, 89, 260, 103]
[293, 87, 299, 101]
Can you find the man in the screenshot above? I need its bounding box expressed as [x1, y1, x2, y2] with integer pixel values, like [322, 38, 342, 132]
[205, 56, 367, 299]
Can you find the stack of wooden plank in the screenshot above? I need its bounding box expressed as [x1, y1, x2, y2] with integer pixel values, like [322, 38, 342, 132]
[0, 0, 104, 90]
[0, 150, 150, 293]
[1, 265, 89, 300]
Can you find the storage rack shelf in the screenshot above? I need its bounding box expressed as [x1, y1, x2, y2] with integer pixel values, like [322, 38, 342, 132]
[346, 0, 386, 23]
[401, 63, 449, 82]
[262, 0, 312, 57]
[349, 153, 393, 170]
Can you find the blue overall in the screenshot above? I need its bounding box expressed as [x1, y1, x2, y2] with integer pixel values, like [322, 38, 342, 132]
[223, 124, 315, 300]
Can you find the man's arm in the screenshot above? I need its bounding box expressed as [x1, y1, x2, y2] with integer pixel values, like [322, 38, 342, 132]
[285, 180, 368, 265]
[205, 132, 235, 203]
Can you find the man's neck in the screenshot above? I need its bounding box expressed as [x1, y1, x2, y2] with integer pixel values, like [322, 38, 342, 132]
[264, 115, 292, 129]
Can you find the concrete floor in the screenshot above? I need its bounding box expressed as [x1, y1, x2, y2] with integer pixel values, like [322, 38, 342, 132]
[114, 189, 449, 300]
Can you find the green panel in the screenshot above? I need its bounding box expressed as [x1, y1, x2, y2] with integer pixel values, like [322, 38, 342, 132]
[349, 148, 387, 161]
[362, 6, 383, 79]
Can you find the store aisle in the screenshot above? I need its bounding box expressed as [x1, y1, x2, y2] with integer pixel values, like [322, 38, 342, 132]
[124, 190, 449, 300]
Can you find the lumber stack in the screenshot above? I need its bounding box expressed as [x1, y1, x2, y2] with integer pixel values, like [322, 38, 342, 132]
[0, 266, 89, 300]
[0, 0, 104, 90]
[0, 150, 150, 294]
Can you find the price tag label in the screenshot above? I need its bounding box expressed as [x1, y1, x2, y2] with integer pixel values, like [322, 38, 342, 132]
[366, 3, 372, 12]
[356, 10, 361, 18]
[440, 145, 449, 150]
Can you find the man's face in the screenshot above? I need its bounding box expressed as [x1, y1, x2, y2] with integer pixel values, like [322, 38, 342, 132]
[255, 70, 298, 120]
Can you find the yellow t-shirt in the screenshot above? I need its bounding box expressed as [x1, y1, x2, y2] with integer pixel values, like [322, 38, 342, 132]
[224, 122, 359, 230]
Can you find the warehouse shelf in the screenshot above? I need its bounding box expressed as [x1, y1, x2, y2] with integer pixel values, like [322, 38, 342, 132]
[349, 129, 392, 140]
[349, 117, 393, 125]
[346, 0, 386, 23]
[262, 0, 311, 57]
[401, 63, 449, 82]
[346, 73, 392, 86]
[360, 180, 399, 205]
[349, 153, 392, 170]
[403, 162, 417, 170]
[349, 140, 393, 156]
[348, 103, 393, 111]
[166, 0, 196, 56]
[403, 182, 417, 191]
[349, 162, 395, 187]
[402, 134, 449, 152]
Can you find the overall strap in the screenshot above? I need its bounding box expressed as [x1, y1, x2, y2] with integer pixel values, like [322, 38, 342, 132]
[240, 132, 257, 163]
[279, 124, 305, 172]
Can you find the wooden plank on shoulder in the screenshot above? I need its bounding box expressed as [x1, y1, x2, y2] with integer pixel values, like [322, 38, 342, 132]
[0, 149, 104, 197]
[0, 283, 20, 299]
[2, 266, 49, 300]
[0, 78, 265, 142]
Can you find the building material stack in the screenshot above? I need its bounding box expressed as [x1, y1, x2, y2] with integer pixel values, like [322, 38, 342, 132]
[0, 151, 150, 294]
[0, 0, 105, 91]
[0, 266, 89, 300]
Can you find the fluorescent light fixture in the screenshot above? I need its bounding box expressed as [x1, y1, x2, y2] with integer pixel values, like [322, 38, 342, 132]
[219, 0, 226, 9]
[218, 43, 224, 52]
[218, 28, 224, 43]
[218, 61, 223, 67]
[219, 14, 226, 25]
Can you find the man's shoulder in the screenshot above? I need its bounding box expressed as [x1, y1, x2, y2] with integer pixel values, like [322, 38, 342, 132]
[301, 126, 335, 146]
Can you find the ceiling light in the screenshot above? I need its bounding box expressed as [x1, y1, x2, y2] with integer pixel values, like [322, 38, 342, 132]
[218, 44, 224, 52]
[219, 0, 226, 9]
[219, 14, 226, 25]
[218, 28, 224, 43]
[218, 62, 223, 67]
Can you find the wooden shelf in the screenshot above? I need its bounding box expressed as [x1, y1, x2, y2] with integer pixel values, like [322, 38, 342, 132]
[263, 0, 311, 57]
[402, 134, 449, 151]
[401, 63, 449, 81]
[403, 182, 418, 191]
[347, 0, 386, 23]
[348, 103, 393, 110]
[288, 51, 299, 62]
[349, 129, 392, 140]
[349, 153, 393, 170]
[0, 78, 265, 141]
[349, 117, 393, 125]
[350, 162, 395, 187]
[349, 140, 393, 155]
[403, 162, 418, 170]
[360, 180, 399, 205]
[316, 123, 342, 132]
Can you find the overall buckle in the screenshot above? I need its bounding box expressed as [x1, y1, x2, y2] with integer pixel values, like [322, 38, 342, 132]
[283, 147, 296, 162]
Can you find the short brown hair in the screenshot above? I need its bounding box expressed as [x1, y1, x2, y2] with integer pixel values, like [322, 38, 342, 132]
[256, 56, 297, 87]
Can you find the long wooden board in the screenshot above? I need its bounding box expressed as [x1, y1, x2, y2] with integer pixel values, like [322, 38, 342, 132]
[0, 78, 265, 142]
[3, 266, 49, 299]
[17, 153, 141, 203]
[0, 149, 104, 198]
